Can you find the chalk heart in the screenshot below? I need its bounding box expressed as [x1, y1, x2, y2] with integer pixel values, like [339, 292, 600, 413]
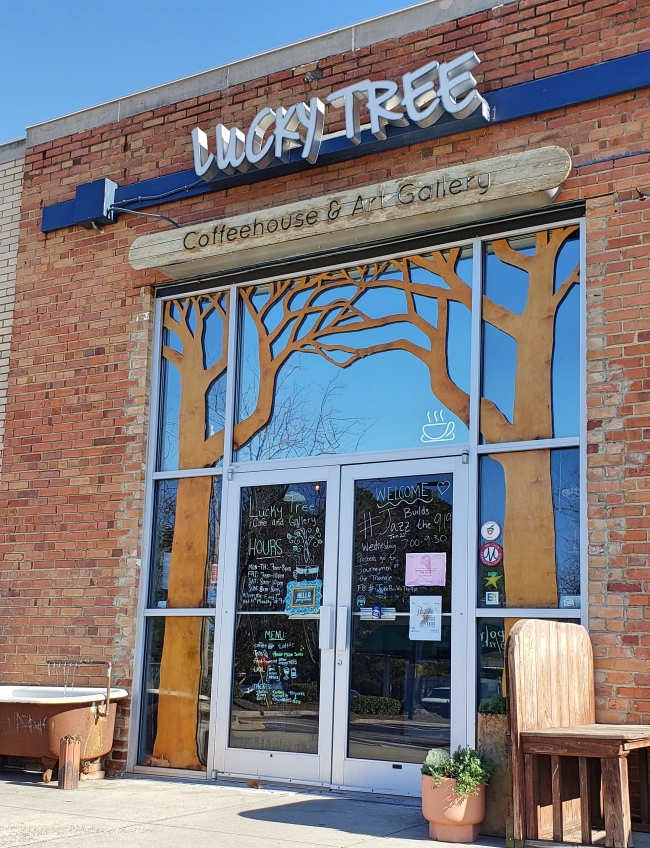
[437, 481, 451, 496]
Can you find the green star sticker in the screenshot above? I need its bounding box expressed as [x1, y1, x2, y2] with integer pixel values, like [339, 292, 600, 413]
[484, 573, 502, 590]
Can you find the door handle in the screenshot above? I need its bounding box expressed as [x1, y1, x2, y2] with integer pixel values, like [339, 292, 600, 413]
[319, 606, 334, 650]
[336, 606, 349, 652]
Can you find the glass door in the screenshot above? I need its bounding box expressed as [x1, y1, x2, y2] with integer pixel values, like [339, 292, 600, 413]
[331, 457, 469, 795]
[214, 466, 339, 784]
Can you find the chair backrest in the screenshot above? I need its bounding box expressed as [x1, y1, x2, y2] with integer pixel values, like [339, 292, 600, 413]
[507, 618, 595, 735]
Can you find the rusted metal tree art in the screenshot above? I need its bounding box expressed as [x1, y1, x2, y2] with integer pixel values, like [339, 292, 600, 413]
[152, 225, 579, 768]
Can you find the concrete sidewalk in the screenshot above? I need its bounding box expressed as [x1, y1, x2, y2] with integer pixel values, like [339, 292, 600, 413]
[0, 771, 505, 848]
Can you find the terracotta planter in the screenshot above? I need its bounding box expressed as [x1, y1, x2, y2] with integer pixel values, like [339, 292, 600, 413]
[421, 775, 486, 842]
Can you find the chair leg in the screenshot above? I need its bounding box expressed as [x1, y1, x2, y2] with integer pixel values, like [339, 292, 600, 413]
[552, 755, 563, 842]
[579, 757, 592, 845]
[601, 755, 632, 848]
[524, 753, 539, 839]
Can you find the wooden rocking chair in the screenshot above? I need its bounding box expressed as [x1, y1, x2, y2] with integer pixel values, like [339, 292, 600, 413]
[507, 619, 650, 848]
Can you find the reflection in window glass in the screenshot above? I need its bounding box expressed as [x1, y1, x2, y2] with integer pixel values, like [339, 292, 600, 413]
[477, 618, 506, 707]
[349, 617, 451, 762]
[157, 294, 229, 471]
[230, 615, 320, 754]
[138, 616, 213, 769]
[148, 477, 222, 609]
[481, 226, 580, 443]
[235, 250, 472, 461]
[478, 448, 580, 608]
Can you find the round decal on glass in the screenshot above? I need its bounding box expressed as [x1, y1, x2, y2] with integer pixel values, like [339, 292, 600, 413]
[480, 520, 501, 541]
[479, 542, 503, 567]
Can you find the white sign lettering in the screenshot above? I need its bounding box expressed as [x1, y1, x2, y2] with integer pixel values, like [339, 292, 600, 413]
[192, 50, 489, 180]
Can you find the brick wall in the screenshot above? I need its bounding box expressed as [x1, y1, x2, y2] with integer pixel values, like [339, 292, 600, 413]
[0, 145, 24, 478]
[0, 0, 649, 761]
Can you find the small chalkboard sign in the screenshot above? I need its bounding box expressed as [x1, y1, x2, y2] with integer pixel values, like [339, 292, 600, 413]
[237, 482, 327, 612]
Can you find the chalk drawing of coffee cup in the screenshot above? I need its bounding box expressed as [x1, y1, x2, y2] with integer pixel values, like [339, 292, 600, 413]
[421, 409, 456, 442]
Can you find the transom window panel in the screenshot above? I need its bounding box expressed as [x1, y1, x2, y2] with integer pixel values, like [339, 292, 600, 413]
[157, 292, 229, 471]
[480, 226, 580, 443]
[235, 251, 473, 461]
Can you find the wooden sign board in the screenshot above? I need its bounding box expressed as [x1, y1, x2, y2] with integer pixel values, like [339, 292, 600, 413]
[129, 146, 571, 279]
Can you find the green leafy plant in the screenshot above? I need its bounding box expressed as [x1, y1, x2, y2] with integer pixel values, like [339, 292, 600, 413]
[350, 695, 401, 716]
[477, 692, 507, 715]
[421, 746, 494, 797]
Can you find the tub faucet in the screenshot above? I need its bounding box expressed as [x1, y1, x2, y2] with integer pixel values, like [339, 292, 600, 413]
[46, 659, 113, 716]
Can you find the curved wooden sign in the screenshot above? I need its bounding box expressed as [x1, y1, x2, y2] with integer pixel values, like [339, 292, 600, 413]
[129, 146, 572, 280]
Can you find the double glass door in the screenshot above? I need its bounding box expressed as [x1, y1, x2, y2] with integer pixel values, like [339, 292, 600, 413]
[213, 457, 468, 795]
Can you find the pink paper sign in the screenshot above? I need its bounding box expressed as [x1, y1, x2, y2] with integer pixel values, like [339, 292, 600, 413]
[405, 552, 447, 587]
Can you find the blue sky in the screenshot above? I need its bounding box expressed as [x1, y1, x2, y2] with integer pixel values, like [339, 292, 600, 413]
[1, 0, 416, 143]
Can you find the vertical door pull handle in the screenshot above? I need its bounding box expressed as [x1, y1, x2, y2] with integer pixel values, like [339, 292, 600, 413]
[319, 606, 334, 650]
[336, 606, 349, 651]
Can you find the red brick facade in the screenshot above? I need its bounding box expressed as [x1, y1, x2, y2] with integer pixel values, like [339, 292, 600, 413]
[1, 0, 649, 767]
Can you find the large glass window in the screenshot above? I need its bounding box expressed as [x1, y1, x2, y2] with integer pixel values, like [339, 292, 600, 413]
[148, 477, 222, 609]
[235, 250, 473, 460]
[137, 220, 584, 772]
[157, 292, 229, 471]
[477, 448, 580, 609]
[481, 227, 580, 443]
[138, 616, 214, 769]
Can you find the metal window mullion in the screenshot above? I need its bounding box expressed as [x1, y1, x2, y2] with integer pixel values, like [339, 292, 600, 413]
[579, 218, 588, 628]
[465, 236, 483, 747]
[127, 296, 164, 771]
[152, 466, 224, 480]
[477, 436, 580, 454]
[143, 608, 216, 617]
[207, 283, 240, 777]
[475, 607, 581, 619]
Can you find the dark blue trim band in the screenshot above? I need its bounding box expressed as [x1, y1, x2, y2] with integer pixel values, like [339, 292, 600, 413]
[41, 49, 650, 233]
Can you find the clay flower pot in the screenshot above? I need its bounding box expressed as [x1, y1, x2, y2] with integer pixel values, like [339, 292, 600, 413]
[421, 774, 486, 842]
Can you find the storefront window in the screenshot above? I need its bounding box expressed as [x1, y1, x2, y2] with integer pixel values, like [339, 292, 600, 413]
[481, 226, 580, 443]
[477, 448, 580, 608]
[148, 478, 222, 609]
[138, 616, 214, 769]
[235, 250, 473, 460]
[157, 292, 229, 471]
[138, 222, 584, 778]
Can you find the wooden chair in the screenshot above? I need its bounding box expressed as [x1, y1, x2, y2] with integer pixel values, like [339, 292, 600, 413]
[507, 619, 650, 848]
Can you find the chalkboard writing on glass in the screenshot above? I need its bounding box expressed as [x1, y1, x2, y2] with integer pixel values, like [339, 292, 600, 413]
[237, 482, 327, 611]
[232, 615, 320, 712]
[352, 474, 453, 612]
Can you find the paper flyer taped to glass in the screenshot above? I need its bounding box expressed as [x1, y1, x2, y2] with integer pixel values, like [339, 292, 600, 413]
[409, 595, 442, 641]
[405, 552, 446, 587]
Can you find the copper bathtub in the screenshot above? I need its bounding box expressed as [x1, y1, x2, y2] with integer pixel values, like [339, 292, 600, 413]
[0, 686, 128, 779]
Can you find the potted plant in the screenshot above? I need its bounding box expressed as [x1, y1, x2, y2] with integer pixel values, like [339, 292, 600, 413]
[421, 747, 494, 842]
